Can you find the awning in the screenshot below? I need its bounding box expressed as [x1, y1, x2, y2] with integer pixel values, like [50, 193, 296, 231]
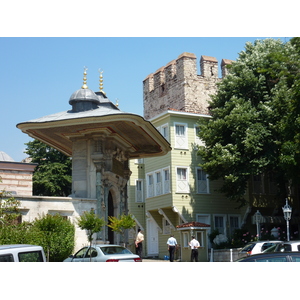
[176, 221, 210, 231]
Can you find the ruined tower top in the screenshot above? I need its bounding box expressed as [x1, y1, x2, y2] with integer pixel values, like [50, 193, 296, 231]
[143, 52, 233, 120]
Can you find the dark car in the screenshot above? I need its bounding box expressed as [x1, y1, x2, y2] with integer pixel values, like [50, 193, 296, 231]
[236, 252, 300, 262]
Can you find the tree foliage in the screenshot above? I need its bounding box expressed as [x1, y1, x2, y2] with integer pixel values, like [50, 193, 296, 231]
[0, 188, 20, 226]
[198, 38, 300, 206]
[0, 212, 75, 262]
[24, 139, 72, 196]
[77, 209, 105, 261]
[77, 210, 105, 243]
[32, 213, 75, 262]
[108, 214, 136, 245]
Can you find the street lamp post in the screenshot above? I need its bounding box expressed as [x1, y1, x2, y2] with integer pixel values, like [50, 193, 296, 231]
[282, 199, 292, 241]
[254, 210, 262, 240]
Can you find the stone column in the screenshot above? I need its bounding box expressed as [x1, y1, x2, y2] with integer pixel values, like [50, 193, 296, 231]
[103, 178, 112, 242]
[93, 160, 105, 241]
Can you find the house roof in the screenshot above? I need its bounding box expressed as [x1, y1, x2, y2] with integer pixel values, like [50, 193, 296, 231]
[177, 221, 210, 229]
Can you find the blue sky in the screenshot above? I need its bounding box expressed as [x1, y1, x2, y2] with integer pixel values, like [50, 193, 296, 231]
[1, 37, 290, 162]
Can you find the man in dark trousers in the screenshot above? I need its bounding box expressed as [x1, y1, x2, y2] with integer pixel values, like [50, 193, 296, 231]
[135, 228, 144, 259]
[167, 234, 177, 262]
[189, 236, 200, 262]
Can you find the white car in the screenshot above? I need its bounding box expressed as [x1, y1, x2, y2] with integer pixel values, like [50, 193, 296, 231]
[0, 244, 46, 262]
[274, 240, 300, 252]
[64, 244, 142, 262]
[238, 241, 282, 258]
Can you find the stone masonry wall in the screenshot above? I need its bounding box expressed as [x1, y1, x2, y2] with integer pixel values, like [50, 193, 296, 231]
[0, 170, 33, 196]
[143, 52, 232, 120]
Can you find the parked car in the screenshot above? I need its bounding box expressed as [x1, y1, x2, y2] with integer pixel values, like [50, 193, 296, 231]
[64, 244, 142, 262]
[236, 252, 300, 262]
[0, 244, 46, 262]
[262, 244, 278, 253]
[238, 241, 282, 258]
[274, 240, 300, 252]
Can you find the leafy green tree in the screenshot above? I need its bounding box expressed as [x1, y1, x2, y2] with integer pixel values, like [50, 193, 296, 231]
[77, 209, 105, 261]
[0, 188, 20, 226]
[198, 38, 300, 207]
[32, 213, 75, 262]
[24, 139, 72, 196]
[108, 214, 136, 246]
[0, 222, 31, 245]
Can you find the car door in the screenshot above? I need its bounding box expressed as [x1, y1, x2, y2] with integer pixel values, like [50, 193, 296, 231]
[71, 247, 89, 262]
[83, 247, 99, 262]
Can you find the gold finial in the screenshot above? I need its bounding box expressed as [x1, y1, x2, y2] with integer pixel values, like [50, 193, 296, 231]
[98, 68, 106, 95]
[115, 98, 119, 107]
[82, 66, 88, 89]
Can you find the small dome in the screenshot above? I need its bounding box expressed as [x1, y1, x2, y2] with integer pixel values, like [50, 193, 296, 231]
[69, 88, 100, 104]
[0, 151, 14, 162]
[69, 88, 100, 112]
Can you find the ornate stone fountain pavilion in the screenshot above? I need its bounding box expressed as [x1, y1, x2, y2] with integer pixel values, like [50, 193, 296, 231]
[17, 70, 171, 244]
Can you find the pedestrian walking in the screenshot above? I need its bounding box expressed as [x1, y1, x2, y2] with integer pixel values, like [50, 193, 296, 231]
[135, 228, 144, 259]
[189, 236, 200, 262]
[167, 234, 177, 262]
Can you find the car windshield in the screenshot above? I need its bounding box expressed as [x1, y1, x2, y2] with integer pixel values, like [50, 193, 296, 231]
[263, 244, 277, 252]
[241, 243, 255, 252]
[261, 243, 276, 251]
[100, 246, 132, 255]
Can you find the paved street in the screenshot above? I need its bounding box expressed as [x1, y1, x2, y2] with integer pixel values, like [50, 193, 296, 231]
[142, 258, 176, 262]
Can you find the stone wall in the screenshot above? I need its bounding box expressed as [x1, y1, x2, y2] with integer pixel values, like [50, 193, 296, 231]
[0, 161, 36, 196]
[17, 195, 97, 252]
[143, 52, 233, 120]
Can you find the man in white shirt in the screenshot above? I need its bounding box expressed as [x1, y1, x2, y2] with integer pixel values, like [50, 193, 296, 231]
[189, 236, 200, 262]
[135, 229, 144, 259]
[167, 235, 177, 262]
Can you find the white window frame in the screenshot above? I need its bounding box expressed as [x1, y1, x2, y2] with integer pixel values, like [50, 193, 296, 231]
[196, 214, 211, 248]
[146, 166, 171, 198]
[147, 173, 154, 198]
[183, 232, 189, 247]
[161, 123, 169, 142]
[196, 167, 210, 194]
[134, 158, 144, 164]
[196, 214, 210, 225]
[214, 214, 226, 235]
[162, 167, 170, 194]
[155, 170, 162, 196]
[229, 214, 240, 235]
[176, 166, 189, 193]
[196, 231, 204, 247]
[135, 179, 144, 203]
[174, 122, 188, 149]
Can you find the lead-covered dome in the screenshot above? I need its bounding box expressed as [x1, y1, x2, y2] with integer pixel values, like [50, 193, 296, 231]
[69, 68, 100, 112]
[0, 151, 14, 161]
[69, 88, 100, 112]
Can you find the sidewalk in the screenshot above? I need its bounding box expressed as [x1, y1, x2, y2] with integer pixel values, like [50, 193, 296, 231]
[142, 258, 177, 262]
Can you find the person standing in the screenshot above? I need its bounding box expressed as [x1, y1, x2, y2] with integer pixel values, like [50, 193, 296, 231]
[189, 236, 200, 262]
[135, 228, 144, 259]
[167, 234, 177, 262]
